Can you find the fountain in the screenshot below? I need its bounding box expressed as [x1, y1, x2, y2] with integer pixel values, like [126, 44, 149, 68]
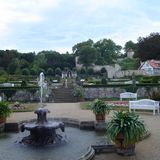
[20, 108, 65, 146]
[20, 72, 65, 146]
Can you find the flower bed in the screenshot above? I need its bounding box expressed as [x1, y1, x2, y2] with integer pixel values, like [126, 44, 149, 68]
[107, 101, 129, 107]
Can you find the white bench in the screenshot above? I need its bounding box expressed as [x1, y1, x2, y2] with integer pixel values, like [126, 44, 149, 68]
[120, 92, 137, 101]
[129, 99, 159, 115]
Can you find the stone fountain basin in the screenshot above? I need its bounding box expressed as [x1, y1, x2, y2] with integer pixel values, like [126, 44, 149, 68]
[23, 121, 62, 129]
[0, 126, 105, 160]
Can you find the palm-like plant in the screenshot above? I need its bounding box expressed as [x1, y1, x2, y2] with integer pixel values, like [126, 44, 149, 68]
[107, 111, 146, 155]
[0, 102, 11, 118]
[0, 102, 11, 124]
[90, 99, 111, 115]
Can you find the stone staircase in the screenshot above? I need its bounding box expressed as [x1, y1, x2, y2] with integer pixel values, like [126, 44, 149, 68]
[52, 86, 76, 103]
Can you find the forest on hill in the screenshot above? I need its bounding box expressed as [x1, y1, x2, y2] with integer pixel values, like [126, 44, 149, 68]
[0, 32, 160, 76]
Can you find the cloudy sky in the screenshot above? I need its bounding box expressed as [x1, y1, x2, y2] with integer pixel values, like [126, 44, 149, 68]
[0, 0, 160, 53]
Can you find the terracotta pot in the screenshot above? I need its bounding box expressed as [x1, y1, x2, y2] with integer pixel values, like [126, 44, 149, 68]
[95, 114, 105, 122]
[0, 116, 6, 124]
[115, 133, 135, 156]
[77, 97, 84, 102]
[116, 144, 135, 156]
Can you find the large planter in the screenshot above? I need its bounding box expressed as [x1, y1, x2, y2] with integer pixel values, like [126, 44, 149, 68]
[76, 97, 85, 102]
[116, 133, 135, 156]
[95, 114, 105, 122]
[0, 116, 6, 124]
[0, 116, 6, 133]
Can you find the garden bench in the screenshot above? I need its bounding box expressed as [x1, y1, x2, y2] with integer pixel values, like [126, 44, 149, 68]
[129, 99, 160, 115]
[120, 92, 137, 101]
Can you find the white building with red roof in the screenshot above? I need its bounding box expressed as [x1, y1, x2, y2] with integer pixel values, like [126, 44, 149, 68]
[139, 59, 160, 75]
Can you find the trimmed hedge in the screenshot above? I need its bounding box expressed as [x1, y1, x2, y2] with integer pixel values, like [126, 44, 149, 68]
[83, 83, 160, 88]
[83, 84, 131, 88]
[0, 86, 39, 91]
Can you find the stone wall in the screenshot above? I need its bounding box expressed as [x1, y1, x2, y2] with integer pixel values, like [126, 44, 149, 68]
[115, 70, 147, 78]
[84, 87, 125, 99]
[75, 57, 121, 78]
[84, 86, 160, 99]
[1, 88, 54, 102]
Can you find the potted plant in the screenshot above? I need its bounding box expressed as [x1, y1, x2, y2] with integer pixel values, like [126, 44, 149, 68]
[107, 111, 146, 156]
[72, 85, 84, 101]
[90, 99, 111, 121]
[0, 102, 12, 124]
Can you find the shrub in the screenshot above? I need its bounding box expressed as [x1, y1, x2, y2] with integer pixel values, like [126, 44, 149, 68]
[101, 78, 107, 85]
[22, 68, 30, 75]
[21, 80, 27, 87]
[124, 85, 137, 93]
[79, 68, 86, 75]
[72, 85, 84, 97]
[47, 68, 54, 76]
[107, 111, 146, 146]
[90, 99, 111, 115]
[55, 67, 62, 76]
[100, 67, 107, 74]
[118, 58, 140, 70]
[150, 89, 160, 101]
[0, 102, 12, 118]
[139, 76, 159, 84]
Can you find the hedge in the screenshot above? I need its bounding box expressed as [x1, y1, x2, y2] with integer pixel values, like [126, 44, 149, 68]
[83, 83, 160, 88]
[0, 86, 39, 91]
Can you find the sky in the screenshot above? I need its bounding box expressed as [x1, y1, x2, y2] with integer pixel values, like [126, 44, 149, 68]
[0, 0, 160, 53]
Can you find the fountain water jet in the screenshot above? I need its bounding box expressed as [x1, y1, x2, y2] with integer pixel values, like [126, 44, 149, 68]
[39, 72, 45, 107]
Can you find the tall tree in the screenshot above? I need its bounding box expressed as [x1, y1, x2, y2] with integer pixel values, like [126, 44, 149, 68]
[136, 32, 160, 61]
[78, 46, 98, 70]
[72, 39, 94, 55]
[94, 39, 122, 64]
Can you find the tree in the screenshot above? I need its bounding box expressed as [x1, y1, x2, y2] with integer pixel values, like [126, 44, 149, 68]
[32, 54, 47, 73]
[72, 39, 94, 55]
[94, 39, 122, 64]
[55, 67, 62, 76]
[22, 68, 30, 75]
[78, 46, 98, 70]
[100, 67, 108, 79]
[47, 68, 54, 76]
[0, 50, 19, 69]
[124, 41, 137, 54]
[21, 52, 35, 63]
[30, 68, 37, 75]
[136, 33, 160, 61]
[7, 58, 20, 74]
[100, 67, 107, 74]
[20, 59, 29, 69]
[21, 80, 27, 87]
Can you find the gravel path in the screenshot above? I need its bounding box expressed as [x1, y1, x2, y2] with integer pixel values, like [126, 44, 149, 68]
[95, 114, 160, 160]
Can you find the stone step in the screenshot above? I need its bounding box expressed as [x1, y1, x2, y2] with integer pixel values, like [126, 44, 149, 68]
[52, 87, 76, 103]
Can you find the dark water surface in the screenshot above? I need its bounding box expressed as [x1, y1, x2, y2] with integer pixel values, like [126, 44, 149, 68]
[0, 127, 104, 160]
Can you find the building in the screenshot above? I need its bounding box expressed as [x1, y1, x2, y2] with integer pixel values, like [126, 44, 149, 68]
[127, 49, 134, 59]
[139, 59, 160, 75]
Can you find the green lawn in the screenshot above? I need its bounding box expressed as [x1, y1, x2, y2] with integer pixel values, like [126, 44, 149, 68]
[80, 101, 129, 111]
